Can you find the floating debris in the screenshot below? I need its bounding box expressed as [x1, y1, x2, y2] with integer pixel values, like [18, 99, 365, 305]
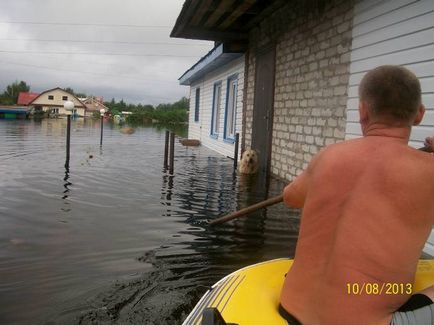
[120, 127, 135, 134]
[179, 139, 200, 146]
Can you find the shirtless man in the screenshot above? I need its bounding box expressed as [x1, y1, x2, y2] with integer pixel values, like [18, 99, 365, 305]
[279, 65, 434, 325]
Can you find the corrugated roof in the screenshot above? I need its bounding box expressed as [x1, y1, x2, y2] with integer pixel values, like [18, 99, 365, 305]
[17, 92, 40, 105]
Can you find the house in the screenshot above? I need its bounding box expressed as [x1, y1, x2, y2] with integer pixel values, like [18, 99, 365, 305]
[172, 0, 434, 254]
[81, 96, 109, 117]
[28, 87, 86, 117]
[178, 44, 245, 159]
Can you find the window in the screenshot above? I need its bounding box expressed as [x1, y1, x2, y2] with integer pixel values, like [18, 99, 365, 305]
[48, 95, 54, 100]
[224, 75, 238, 141]
[211, 82, 222, 137]
[62, 96, 68, 101]
[194, 88, 200, 122]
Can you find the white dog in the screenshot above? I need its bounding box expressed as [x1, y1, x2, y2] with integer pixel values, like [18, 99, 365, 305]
[238, 149, 259, 174]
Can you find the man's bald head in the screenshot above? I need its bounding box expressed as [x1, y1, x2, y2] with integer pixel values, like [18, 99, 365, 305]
[359, 65, 422, 123]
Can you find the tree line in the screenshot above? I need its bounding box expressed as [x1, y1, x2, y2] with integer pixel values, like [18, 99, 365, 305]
[106, 97, 189, 124]
[0, 81, 30, 105]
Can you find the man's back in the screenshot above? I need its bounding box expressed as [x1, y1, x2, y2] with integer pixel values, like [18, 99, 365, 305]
[280, 136, 434, 325]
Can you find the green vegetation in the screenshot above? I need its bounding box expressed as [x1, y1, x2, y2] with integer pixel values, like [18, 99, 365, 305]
[92, 110, 101, 119]
[63, 87, 87, 98]
[105, 97, 189, 124]
[0, 81, 30, 105]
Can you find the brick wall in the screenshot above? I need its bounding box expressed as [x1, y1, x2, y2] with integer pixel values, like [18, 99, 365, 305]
[243, 52, 256, 151]
[243, 0, 354, 181]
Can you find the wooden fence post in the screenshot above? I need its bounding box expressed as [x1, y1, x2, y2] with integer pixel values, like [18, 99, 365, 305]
[233, 133, 240, 171]
[169, 132, 175, 174]
[164, 130, 169, 169]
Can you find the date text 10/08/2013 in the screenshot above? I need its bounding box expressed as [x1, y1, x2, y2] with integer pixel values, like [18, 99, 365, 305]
[347, 283, 412, 295]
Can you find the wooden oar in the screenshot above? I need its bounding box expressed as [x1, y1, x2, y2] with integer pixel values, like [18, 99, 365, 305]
[419, 146, 432, 153]
[209, 144, 432, 226]
[209, 194, 283, 226]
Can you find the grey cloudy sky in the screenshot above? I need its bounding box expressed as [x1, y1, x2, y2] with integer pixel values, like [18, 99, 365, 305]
[0, 0, 213, 105]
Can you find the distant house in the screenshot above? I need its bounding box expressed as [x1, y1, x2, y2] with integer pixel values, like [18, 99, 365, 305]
[178, 44, 245, 159]
[172, 0, 434, 255]
[28, 88, 86, 117]
[81, 96, 109, 117]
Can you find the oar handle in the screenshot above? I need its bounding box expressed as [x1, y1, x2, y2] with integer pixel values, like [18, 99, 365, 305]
[209, 194, 284, 226]
[419, 146, 432, 153]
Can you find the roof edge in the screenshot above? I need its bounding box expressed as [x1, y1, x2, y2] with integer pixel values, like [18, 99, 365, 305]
[29, 87, 86, 107]
[179, 43, 245, 86]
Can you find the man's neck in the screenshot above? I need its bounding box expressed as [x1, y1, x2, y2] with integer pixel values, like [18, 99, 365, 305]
[362, 122, 411, 143]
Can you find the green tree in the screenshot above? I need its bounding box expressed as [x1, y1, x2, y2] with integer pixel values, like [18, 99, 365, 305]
[63, 87, 87, 98]
[76, 93, 87, 98]
[103, 97, 188, 124]
[0, 81, 30, 105]
[64, 87, 75, 95]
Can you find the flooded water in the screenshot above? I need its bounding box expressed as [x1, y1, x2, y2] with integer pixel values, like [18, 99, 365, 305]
[0, 118, 300, 324]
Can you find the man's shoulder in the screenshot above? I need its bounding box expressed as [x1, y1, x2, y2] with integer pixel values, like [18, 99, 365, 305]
[306, 139, 363, 174]
[316, 138, 363, 159]
[415, 150, 434, 177]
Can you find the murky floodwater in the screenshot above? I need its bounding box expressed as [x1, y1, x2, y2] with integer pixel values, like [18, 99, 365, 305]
[0, 118, 300, 324]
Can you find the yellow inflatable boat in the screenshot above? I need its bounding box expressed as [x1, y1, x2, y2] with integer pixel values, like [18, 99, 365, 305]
[182, 259, 434, 325]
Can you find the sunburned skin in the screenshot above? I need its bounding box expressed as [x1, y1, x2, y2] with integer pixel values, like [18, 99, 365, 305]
[280, 102, 434, 324]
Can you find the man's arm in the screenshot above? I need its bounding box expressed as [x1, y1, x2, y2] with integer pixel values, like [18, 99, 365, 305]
[283, 172, 308, 208]
[283, 146, 327, 208]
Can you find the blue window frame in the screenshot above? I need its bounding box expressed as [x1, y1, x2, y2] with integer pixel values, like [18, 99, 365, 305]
[194, 88, 200, 122]
[224, 74, 238, 142]
[210, 81, 222, 138]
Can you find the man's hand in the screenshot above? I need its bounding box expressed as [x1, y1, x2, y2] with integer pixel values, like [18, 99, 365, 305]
[423, 137, 434, 153]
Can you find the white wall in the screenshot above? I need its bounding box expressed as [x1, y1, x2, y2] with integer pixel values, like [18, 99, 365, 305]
[188, 56, 245, 160]
[346, 0, 434, 146]
[346, 0, 434, 256]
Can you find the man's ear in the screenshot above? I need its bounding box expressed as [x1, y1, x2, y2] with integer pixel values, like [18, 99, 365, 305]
[359, 100, 369, 124]
[413, 104, 425, 126]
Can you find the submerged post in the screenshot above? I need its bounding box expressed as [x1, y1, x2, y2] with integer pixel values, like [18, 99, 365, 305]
[234, 133, 240, 171]
[164, 130, 170, 169]
[66, 115, 71, 166]
[99, 108, 106, 146]
[64, 100, 75, 168]
[169, 132, 175, 175]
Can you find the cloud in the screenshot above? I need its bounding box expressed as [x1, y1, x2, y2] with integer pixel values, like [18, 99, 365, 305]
[0, 0, 212, 105]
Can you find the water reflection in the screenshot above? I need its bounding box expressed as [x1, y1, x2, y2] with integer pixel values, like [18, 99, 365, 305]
[62, 163, 72, 214]
[0, 119, 300, 324]
[161, 174, 175, 206]
[92, 144, 300, 323]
